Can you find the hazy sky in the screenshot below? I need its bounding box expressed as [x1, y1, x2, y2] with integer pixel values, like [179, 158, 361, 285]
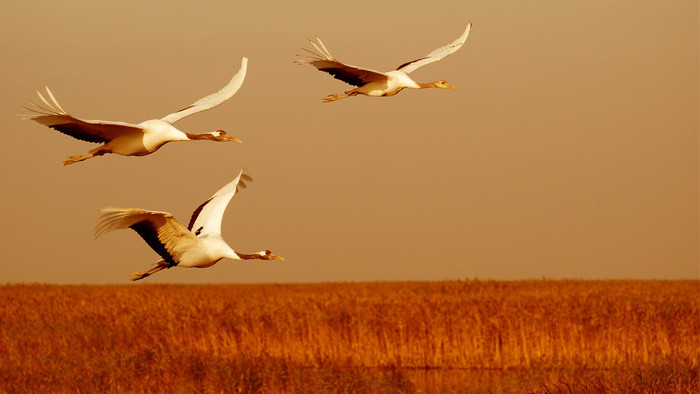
[1, 1, 697, 284]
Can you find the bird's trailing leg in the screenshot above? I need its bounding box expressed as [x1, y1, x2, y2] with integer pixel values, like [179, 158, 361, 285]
[322, 90, 359, 103]
[63, 154, 96, 165]
[63, 150, 106, 165]
[130, 260, 170, 281]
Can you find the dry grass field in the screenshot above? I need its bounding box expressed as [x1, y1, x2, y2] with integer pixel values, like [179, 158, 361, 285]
[0, 280, 697, 392]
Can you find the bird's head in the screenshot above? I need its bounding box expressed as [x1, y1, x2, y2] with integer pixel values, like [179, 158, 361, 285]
[210, 130, 243, 143]
[258, 250, 285, 261]
[434, 80, 458, 91]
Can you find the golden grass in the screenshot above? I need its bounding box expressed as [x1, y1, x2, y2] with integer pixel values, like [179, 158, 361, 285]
[0, 280, 697, 392]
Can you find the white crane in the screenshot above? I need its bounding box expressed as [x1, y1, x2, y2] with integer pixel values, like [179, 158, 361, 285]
[21, 57, 249, 165]
[94, 170, 284, 281]
[295, 21, 471, 102]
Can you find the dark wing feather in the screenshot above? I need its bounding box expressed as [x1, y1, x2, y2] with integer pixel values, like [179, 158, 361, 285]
[296, 38, 387, 87]
[317, 65, 380, 87]
[21, 87, 144, 143]
[130, 221, 177, 266]
[49, 122, 109, 143]
[47, 121, 140, 143]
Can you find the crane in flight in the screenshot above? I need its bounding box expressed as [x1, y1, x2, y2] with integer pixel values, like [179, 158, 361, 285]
[296, 21, 471, 102]
[95, 170, 284, 281]
[22, 57, 249, 165]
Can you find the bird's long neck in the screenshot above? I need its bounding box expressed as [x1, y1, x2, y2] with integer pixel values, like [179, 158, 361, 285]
[185, 133, 213, 141]
[216, 242, 259, 261]
[234, 251, 265, 260]
[417, 81, 440, 89]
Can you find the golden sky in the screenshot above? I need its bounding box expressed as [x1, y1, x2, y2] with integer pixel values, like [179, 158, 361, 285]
[1, 1, 697, 283]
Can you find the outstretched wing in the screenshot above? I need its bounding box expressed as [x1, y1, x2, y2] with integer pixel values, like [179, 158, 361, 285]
[187, 170, 252, 238]
[95, 207, 199, 265]
[295, 37, 388, 87]
[160, 57, 248, 124]
[21, 87, 144, 143]
[396, 21, 471, 74]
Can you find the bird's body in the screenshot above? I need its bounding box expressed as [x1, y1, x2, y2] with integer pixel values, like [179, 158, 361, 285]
[95, 170, 283, 281]
[113, 120, 187, 156]
[296, 21, 471, 102]
[22, 57, 248, 165]
[354, 71, 420, 97]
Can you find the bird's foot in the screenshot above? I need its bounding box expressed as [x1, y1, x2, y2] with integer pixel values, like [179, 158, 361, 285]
[322, 94, 342, 103]
[129, 263, 168, 281]
[63, 155, 90, 165]
[129, 271, 150, 281]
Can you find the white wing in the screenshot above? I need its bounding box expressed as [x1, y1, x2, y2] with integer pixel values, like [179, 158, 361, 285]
[295, 37, 388, 87]
[95, 207, 200, 265]
[187, 170, 252, 238]
[396, 21, 471, 74]
[21, 87, 144, 143]
[160, 57, 248, 124]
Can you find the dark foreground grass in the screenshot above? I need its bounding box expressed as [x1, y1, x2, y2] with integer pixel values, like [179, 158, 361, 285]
[0, 280, 697, 392]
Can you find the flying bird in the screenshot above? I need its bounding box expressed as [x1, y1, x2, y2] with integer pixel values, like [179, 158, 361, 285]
[295, 21, 471, 102]
[94, 170, 284, 281]
[21, 57, 249, 165]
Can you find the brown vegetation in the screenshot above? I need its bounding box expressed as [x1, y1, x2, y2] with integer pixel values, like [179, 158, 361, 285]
[0, 280, 697, 392]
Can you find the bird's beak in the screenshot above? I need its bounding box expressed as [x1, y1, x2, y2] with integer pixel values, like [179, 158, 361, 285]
[269, 253, 285, 261]
[447, 83, 458, 91]
[228, 136, 243, 143]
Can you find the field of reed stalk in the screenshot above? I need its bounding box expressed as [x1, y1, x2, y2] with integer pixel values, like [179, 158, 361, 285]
[0, 280, 697, 392]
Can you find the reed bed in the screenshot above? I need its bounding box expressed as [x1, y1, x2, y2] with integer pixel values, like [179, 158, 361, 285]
[0, 280, 697, 392]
